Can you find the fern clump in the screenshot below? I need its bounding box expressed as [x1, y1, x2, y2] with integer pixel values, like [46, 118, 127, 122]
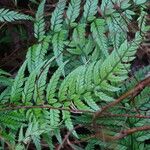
[0, 0, 150, 149]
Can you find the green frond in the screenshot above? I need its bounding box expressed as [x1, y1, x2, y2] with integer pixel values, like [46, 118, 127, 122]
[18, 123, 44, 150]
[0, 87, 11, 103]
[46, 66, 62, 103]
[62, 110, 78, 137]
[91, 19, 109, 57]
[27, 36, 50, 73]
[35, 36, 51, 68]
[96, 32, 142, 101]
[34, 0, 46, 41]
[0, 76, 13, 87]
[34, 63, 50, 104]
[66, 0, 81, 25]
[0, 111, 25, 130]
[50, 109, 60, 127]
[52, 30, 66, 70]
[74, 96, 92, 111]
[0, 0, 149, 149]
[0, 8, 33, 22]
[75, 66, 86, 94]
[22, 69, 37, 104]
[26, 45, 37, 72]
[42, 134, 54, 150]
[50, 0, 66, 32]
[83, 0, 98, 22]
[22, 62, 45, 104]
[84, 92, 99, 111]
[58, 65, 80, 101]
[10, 61, 27, 103]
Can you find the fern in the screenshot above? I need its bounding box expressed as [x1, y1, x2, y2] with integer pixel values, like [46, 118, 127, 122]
[66, 0, 81, 25]
[62, 110, 78, 137]
[34, 0, 46, 41]
[50, 0, 66, 32]
[22, 69, 37, 104]
[22, 61, 45, 104]
[18, 122, 45, 150]
[26, 36, 50, 72]
[52, 30, 66, 71]
[0, 8, 32, 22]
[91, 19, 109, 57]
[46, 62, 66, 103]
[0, 0, 149, 149]
[83, 0, 98, 22]
[10, 61, 27, 103]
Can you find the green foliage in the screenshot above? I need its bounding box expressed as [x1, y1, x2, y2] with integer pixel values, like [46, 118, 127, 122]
[0, 8, 33, 22]
[34, 0, 46, 41]
[0, 0, 149, 149]
[50, 0, 66, 32]
[66, 0, 81, 25]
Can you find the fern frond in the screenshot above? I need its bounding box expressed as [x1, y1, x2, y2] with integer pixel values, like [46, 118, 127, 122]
[96, 32, 142, 101]
[27, 36, 50, 73]
[0, 76, 13, 87]
[66, 0, 81, 25]
[0, 111, 25, 130]
[22, 69, 37, 104]
[26, 45, 37, 73]
[46, 65, 62, 103]
[52, 30, 66, 71]
[18, 123, 44, 150]
[50, 110, 60, 127]
[33, 63, 50, 104]
[58, 66, 80, 101]
[0, 8, 32, 22]
[74, 97, 92, 111]
[83, 92, 99, 111]
[0, 87, 11, 103]
[10, 61, 27, 102]
[42, 134, 54, 150]
[62, 110, 78, 137]
[83, 0, 98, 21]
[50, 0, 66, 32]
[22, 62, 45, 104]
[34, 0, 46, 41]
[91, 19, 109, 57]
[35, 36, 51, 68]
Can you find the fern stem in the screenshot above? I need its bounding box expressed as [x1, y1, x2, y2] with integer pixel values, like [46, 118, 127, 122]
[0, 105, 93, 114]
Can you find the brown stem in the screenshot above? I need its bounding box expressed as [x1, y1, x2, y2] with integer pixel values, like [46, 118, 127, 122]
[102, 113, 150, 119]
[0, 105, 93, 114]
[93, 76, 150, 124]
[82, 125, 150, 142]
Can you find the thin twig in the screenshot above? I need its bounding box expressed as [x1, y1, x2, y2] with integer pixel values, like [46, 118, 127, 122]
[56, 125, 82, 150]
[102, 113, 150, 119]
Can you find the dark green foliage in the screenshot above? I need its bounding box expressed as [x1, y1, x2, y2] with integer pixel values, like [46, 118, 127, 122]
[0, 0, 149, 149]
